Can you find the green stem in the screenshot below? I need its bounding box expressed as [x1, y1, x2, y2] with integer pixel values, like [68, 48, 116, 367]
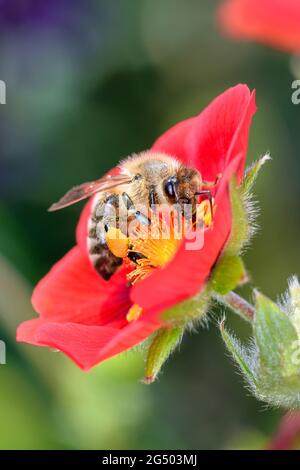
[213, 291, 255, 323]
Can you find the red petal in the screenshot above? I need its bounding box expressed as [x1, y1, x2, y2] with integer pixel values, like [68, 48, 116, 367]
[17, 318, 48, 346]
[218, 0, 300, 53]
[18, 247, 160, 369]
[186, 85, 256, 182]
[17, 315, 162, 370]
[131, 155, 241, 314]
[152, 117, 195, 164]
[31, 246, 130, 325]
[152, 85, 256, 182]
[76, 197, 94, 253]
[267, 412, 300, 450]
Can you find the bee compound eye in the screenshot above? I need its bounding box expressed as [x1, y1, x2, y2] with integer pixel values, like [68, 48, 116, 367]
[164, 180, 176, 198]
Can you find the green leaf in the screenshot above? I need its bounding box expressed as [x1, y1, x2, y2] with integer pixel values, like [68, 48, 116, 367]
[144, 327, 183, 383]
[219, 287, 300, 408]
[242, 154, 271, 194]
[220, 320, 258, 386]
[254, 291, 299, 378]
[210, 255, 247, 295]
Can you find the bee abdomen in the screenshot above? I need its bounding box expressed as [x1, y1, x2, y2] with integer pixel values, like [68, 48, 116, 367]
[87, 193, 123, 280]
[90, 242, 122, 280]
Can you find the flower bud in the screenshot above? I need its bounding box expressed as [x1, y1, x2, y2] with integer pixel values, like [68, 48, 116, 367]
[221, 287, 300, 408]
[144, 327, 183, 384]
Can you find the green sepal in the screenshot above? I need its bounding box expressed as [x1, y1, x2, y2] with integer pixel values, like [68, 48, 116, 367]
[209, 178, 249, 295]
[144, 285, 211, 383]
[226, 178, 250, 256]
[242, 155, 271, 195]
[144, 326, 183, 384]
[210, 254, 247, 295]
[161, 287, 211, 324]
[211, 157, 269, 297]
[220, 320, 258, 387]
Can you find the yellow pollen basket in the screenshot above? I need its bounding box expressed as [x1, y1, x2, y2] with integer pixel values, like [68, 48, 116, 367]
[105, 199, 215, 322]
[105, 227, 129, 258]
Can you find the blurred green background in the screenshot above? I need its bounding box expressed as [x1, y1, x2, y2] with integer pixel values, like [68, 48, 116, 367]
[0, 0, 299, 450]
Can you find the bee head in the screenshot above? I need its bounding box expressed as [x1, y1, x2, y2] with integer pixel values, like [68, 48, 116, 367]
[163, 167, 201, 206]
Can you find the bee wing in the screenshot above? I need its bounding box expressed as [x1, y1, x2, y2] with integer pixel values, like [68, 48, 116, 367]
[48, 173, 132, 211]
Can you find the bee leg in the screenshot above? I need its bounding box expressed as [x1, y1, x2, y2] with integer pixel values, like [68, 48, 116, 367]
[149, 187, 157, 211]
[101, 194, 121, 234]
[135, 211, 151, 226]
[121, 193, 150, 262]
[122, 192, 151, 226]
[127, 251, 146, 264]
[122, 192, 135, 211]
[195, 190, 214, 220]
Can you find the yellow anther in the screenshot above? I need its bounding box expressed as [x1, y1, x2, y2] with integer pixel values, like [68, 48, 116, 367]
[126, 304, 143, 322]
[196, 199, 215, 228]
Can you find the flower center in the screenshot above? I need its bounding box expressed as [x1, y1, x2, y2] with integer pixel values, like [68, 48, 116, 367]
[106, 199, 215, 322]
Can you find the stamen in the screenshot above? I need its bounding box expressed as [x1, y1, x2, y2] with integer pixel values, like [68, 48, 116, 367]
[196, 199, 215, 227]
[105, 201, 215, 323]
[126, 304, 143, 322]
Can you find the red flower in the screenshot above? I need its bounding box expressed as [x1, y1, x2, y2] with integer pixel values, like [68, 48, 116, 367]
[218, 0, 300, 54]
[17, 84, 257, 371]
[267, 412, 300, 450]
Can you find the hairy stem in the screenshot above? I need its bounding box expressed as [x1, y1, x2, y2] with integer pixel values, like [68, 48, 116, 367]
[213, 291, 255, 323]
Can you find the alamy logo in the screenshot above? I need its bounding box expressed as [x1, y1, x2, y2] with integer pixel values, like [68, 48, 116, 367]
[0, 80, 6, 104]
[0, 340, 6, 365]
[291, 80, 300, 105]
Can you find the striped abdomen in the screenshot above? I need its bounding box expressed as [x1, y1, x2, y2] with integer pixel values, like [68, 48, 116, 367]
[87, 193, 123, 280]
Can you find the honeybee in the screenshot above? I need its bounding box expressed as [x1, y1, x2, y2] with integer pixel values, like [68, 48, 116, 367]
[49, 151, 219, 280]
